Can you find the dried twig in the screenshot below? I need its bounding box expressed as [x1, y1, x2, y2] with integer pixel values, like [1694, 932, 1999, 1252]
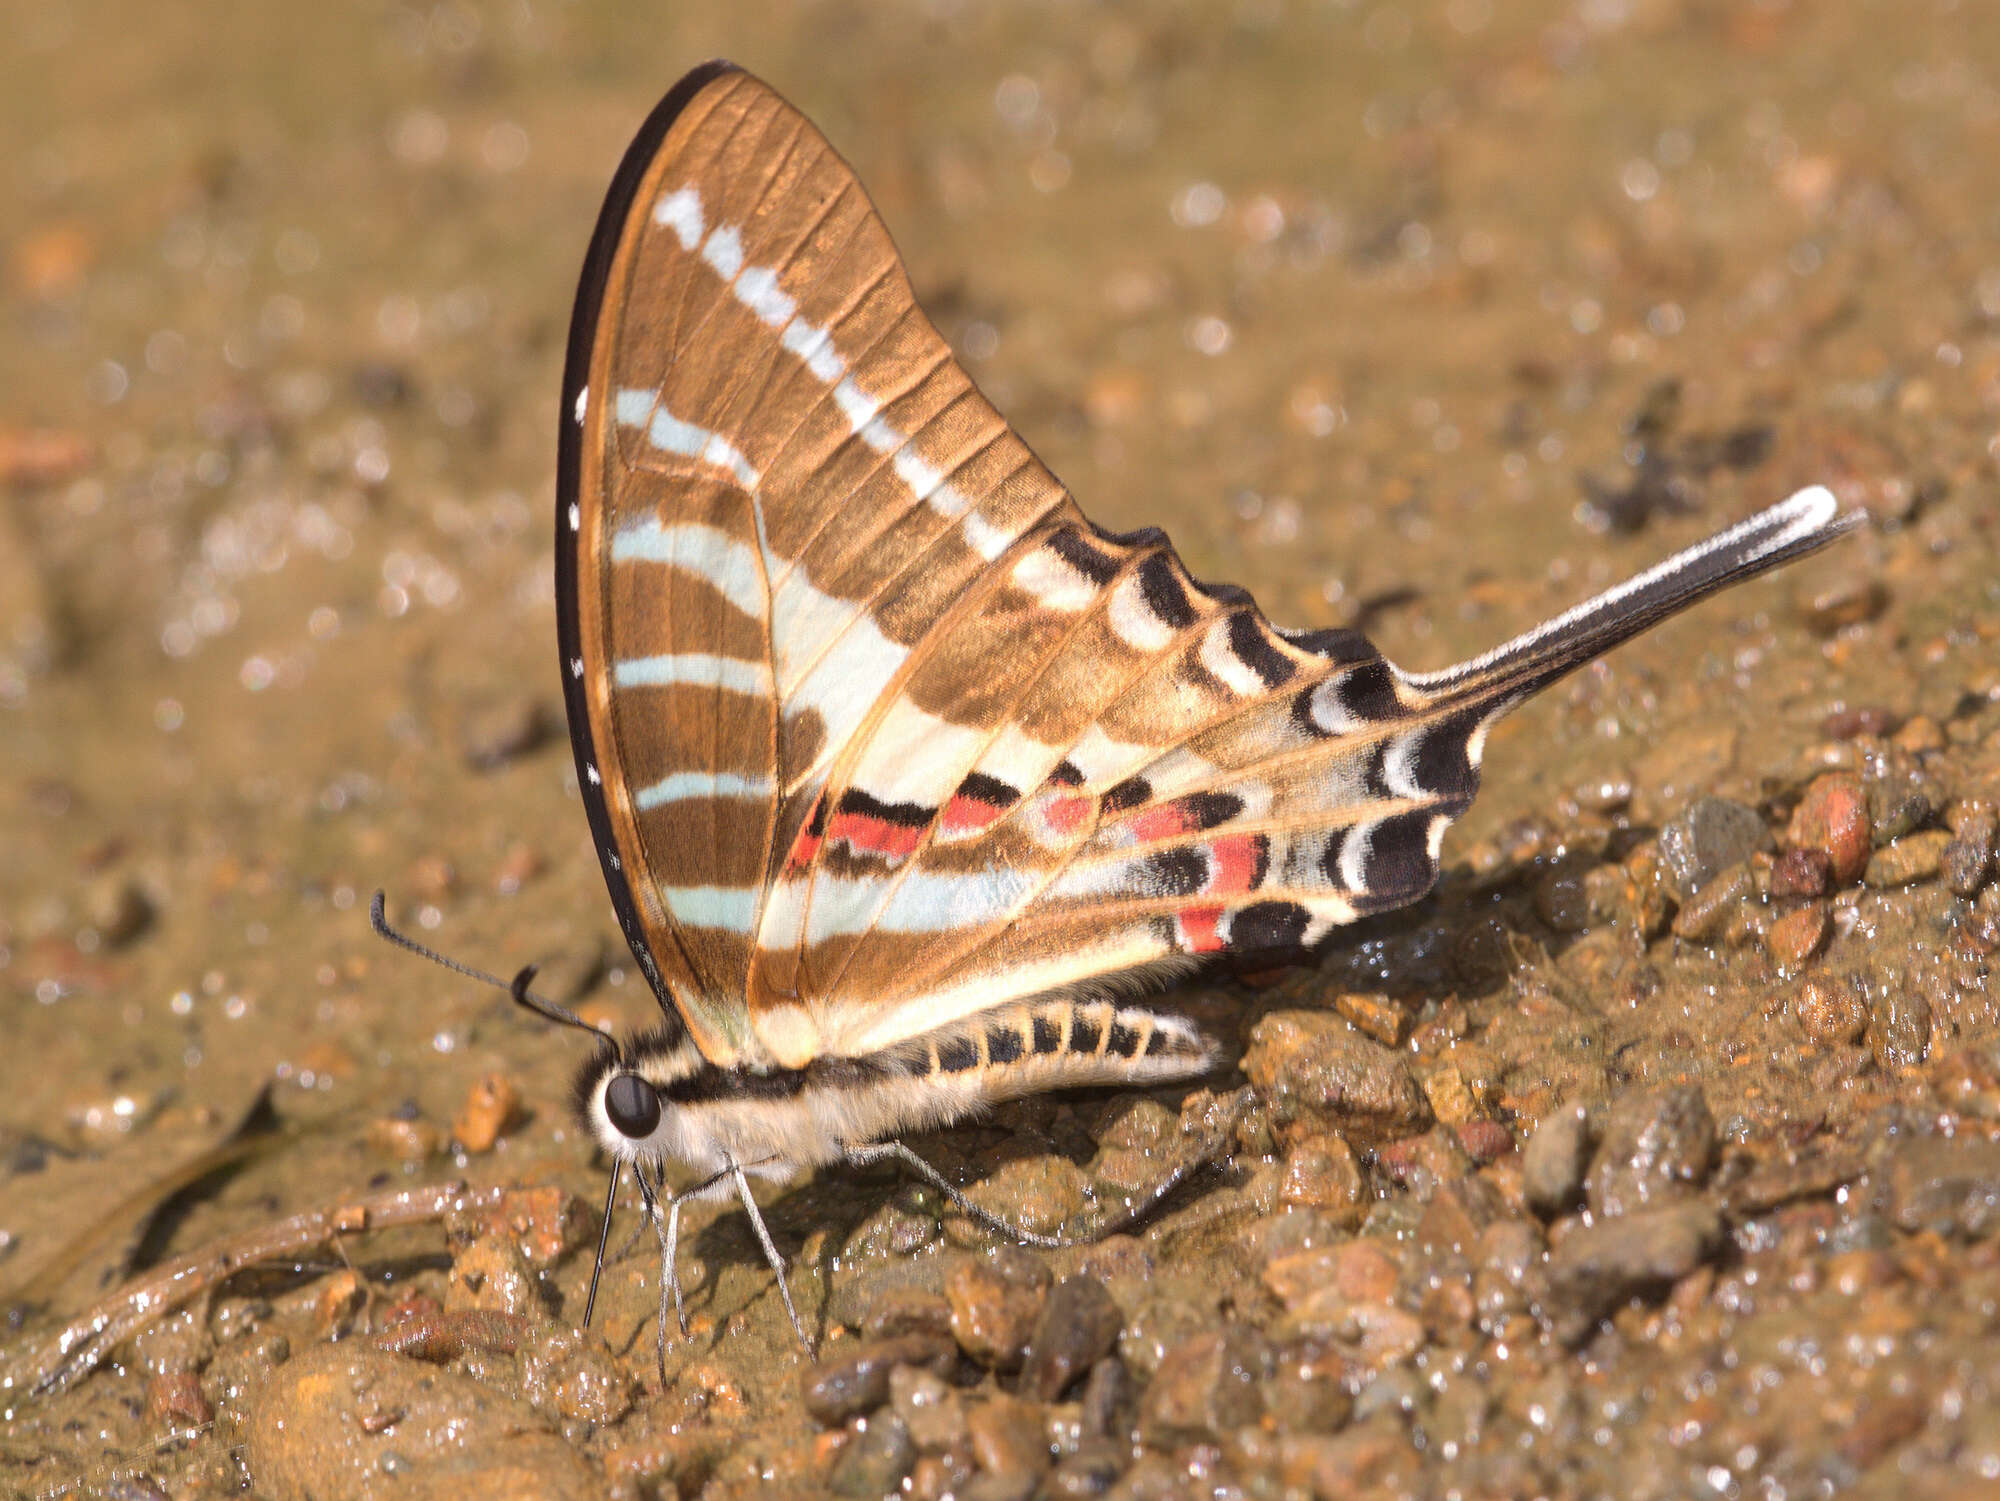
[3, 1180, 508, 1402]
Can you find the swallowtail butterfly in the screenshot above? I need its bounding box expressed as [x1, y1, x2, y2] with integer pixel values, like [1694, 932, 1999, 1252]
[386, 61, 1852, 1357]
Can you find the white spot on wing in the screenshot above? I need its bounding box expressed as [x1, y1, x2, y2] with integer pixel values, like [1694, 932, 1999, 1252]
[661, 884, 758, 932]
[611, 520, 768, 620]
[654, 186, 704, 250]
[1200, 618, 1265, 697]
[701, 225, 744, 280]
[633, 771, 775, 809]
[613, 654, 771, 695]
[1107, 573, 1176, 653]
[573, 386, 588, 425]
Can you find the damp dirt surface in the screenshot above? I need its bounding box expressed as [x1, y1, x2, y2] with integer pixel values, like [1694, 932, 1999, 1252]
[3, 2, 1999, 1497]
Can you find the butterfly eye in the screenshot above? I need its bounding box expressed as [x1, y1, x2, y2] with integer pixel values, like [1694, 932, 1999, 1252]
[602, 1073, 661, 1139]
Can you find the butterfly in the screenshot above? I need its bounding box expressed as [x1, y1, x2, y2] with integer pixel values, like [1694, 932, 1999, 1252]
[381, 60, 1850, 1360]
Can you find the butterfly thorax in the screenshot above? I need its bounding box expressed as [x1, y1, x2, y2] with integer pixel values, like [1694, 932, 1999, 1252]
[572, 998, 1219, 1180]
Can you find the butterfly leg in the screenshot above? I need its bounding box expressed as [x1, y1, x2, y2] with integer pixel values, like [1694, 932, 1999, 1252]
[729, 1162, 815, 1355]
[627, 1161, 677, 1382]
[843, 1140, 1066, 1248]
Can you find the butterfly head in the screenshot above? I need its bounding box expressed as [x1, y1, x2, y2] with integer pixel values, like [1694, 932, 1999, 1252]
[570, 1024, 709, 1168]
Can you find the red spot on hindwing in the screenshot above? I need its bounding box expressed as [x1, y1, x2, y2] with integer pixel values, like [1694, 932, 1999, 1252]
[1206, 834, 1266, 897]
[1175, 905, 1225, 952]
[941, 792, 1007, 836]
[827, 810, 926, 860]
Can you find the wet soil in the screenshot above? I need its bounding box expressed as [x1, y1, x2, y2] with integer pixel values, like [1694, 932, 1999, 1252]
[3, 1, 1998, 1497]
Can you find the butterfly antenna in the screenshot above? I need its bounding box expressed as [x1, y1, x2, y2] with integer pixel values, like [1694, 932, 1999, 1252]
[368, 891, 621, 1061]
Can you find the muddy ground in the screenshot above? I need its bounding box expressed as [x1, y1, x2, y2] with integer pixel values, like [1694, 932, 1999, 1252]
[3, 1, 1998, 1497]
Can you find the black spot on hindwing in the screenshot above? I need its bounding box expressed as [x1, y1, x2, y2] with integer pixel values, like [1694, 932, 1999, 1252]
[1337, 659, 1400, 721]
[936, 1036, 978, 1073]
[1032, 1014, 1062, 1054]
[1148, 847, 1208, 896]
[1228, 901, 1311, 954]
[1047, 527, 1121, 584]
[1411, 710, 1482, 803]
[1137, 556, 1197, 629]
[1102, 776, 1151, 813]
[1358, 809, 1437, 903]
[1106, 1023, 1140, 1058]
[1226, 611, 1297, 688]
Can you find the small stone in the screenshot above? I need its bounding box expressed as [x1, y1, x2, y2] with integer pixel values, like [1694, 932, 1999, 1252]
[1657, 797, 1772, 901]
[1376, 1127, 1474, 1198]
[1078, 1357, 1127, 1440]
[1045, 1439, 1127, 1498]
[452, 1073, 520, 1153]
[1823, 706, 1901, 740]
[1764, 901, 1829, 975]
[1455, 1119, 1515, 1165]
[493, 842, 545, 895]
[1138, 1327, 1270, 1443]
[460, 697, 557, 771]
[1794, 571, 1887, 634]
[1523, 1102, 1593, 1219]
[964, 1392, 1052, 1488]
[145, 1369, 212, 1432]
[366, 1116, 440, 1163]
[1542, 1201, 1725, 1343]
[1792, 977, 1868, 1045]
[1419, 1064, 1482, 1128]
[1332, 991, 1407, 1046]
[1883, 1136, 2000, 1237]
[1891, 714, 1945, 753]
[1769, 846, 1831, 899]
[84, 875, 153, 948]
[446, 1232, 538, 1316]
[831, 1412, 916, 1498]
[946, 1248, 1051, 1372]
[890, 1363, 965, 1452]
[1944, 801, 1996, 898]
[1870, 984, 1931, 1069]
[1275, 1132, 1365, 1217]
[1240, 1011, 1434, 1148]
[1016, 1276, 1122, 1402]
[1669, 863, 1754, 941]
[1585, 1086, 1715, 1218]
[803, 1334, 956, 1426]
[1864, 829, 1950, 887]
[1532, 867, 1593, 933]
[1788, 772, 1871, 884]
[316, 1268, 366, 1338]
[860, 1286, 956, 1343]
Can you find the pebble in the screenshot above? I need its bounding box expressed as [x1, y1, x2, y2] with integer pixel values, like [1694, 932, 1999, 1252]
[144, 1369, 212, 1432]
[445, 1232, 539, 1316]
[84, 874, 154, 947]
[1239, 1011, 1434, 1148]
[516, 1325, 631, 1429]
[831, 1412, 916, 1498]
[452, 1073, 520, 1152]
[946, 1247, 1051, 1372]
[1455, 1119, 1515, 1165]
[1764, 900, 1829, 974]
[1944, 800, 1996, 898]
[1332, 990, 1407, 1045]
[803, 1334, 957, 1425]
[1788, 772, 1872, 884]
[964, 1393, 1052, 1489]
[367, 1115, 441, 1163]
[889, 1363, 966, 1452]
[1769, 846, 1832, 899]
[1863, 829, 1950, 887]
[859, 1286, 956, 1343]
[1275, 1132, 1365, 1216]
[1669, 863, 1754, 941]
[1793, 571, 1887, 634]
[1376, 1127, 1474, 1199]
[460, 696, 557, 771]
[1016, 1276, 1122, 1401]
[1657, 797, 1772, 900]
[1792, 976, 1869, 1045]
[1542, 1201, 1725, 1344]
[1883, 1135, 2000, 1237]
[1532, 867, 1594, 933]
[1584, 1086, 1715, 1218]
[1870, 985, 1933, 1070]
[1139, 1327, 1271, 1443]
[241, 1344, 600, 1501]
[1522, 1102, 1593, 1219]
